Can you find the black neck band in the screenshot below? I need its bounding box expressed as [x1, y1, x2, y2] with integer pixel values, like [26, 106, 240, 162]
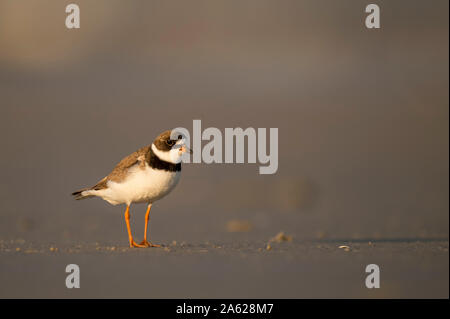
[147, 147, 181, 172]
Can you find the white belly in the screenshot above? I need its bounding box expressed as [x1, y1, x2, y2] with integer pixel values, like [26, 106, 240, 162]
[97, 165, 181, 205]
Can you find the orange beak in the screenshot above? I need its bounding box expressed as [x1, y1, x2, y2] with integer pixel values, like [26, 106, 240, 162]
[179, 145, 193, 154]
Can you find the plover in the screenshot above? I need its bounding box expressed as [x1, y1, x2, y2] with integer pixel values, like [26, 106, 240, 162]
[72, 130, 191, 248]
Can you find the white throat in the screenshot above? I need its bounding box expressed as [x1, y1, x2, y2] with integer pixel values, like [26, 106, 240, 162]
[151, 143, 182, 164]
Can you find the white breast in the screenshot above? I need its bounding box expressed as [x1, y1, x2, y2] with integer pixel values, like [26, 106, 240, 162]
[97, 164, 181, 205]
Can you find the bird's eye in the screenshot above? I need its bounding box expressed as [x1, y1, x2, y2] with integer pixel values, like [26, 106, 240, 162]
[177, 135, 182, 140]
[166, 140, 175, 147]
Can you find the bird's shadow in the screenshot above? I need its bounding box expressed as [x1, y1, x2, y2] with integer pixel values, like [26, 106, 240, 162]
[315, 237, 448, 244]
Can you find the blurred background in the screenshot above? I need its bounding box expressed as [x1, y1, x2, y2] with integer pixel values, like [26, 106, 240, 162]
[0, 0, 448, 244]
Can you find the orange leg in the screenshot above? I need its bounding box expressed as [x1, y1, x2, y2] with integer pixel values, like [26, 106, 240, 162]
[140, 203, 161, 247]
[124, 205, 146, 248]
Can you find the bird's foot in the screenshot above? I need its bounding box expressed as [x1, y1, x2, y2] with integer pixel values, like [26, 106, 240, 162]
[139, 240, 162, 248]
[129, 240, 147, 248]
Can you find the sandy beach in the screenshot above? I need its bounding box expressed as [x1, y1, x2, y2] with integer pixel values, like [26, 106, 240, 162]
[0, 238, 447, 298]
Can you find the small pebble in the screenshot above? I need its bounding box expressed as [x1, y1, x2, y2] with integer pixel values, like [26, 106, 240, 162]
[270, 232, 293, 243]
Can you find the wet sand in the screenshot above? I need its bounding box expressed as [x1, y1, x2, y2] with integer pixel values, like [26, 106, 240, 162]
[0, 238, 447, 298]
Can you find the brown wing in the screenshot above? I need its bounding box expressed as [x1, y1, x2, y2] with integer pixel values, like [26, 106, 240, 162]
[91, 145, 151, 190]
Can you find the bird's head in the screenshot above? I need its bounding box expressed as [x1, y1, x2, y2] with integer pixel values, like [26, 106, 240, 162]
[151, 130, 192, 164]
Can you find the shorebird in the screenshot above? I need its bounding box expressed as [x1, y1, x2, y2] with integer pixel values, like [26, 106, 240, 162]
[72, 130, 191, 248]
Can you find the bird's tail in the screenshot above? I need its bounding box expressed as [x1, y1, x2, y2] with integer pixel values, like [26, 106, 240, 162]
[71, 188, 95, 200]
